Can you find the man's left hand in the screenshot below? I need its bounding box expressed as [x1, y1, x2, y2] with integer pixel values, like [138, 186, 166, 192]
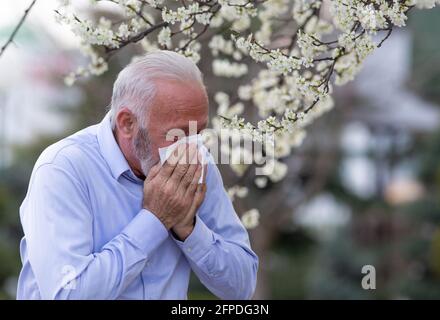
[172, 164, 207, 241]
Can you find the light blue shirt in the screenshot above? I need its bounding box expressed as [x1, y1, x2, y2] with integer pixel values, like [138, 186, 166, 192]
[17, 112, 258, 300]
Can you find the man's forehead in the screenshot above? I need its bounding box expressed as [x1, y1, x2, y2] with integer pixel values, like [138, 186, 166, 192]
[148, 100, 208, 132]
[160, 112, 208, 130]
[150, 100, 208, 118]
[151, 83, 208, 113]
[154, 79, 207, 102]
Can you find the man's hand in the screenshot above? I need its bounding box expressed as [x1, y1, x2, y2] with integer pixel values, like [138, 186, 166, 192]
[142, 143, 201, 230]
[171, 164, 207, 241]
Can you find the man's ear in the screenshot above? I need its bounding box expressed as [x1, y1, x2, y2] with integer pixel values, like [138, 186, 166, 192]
[115, 107, 137, 138]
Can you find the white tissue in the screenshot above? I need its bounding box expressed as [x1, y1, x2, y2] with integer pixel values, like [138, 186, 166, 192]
[158, 134, 208, 184]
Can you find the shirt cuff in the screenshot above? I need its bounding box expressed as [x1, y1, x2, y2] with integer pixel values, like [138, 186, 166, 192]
[173, 215, 215, 262]
[122, 209, 169, 257]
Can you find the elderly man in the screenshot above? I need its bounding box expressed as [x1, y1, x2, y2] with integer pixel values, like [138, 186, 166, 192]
[17, 51, 258, 300]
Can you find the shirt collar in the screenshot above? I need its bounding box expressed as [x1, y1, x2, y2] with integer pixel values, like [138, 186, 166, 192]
[97, 111, 132, 180]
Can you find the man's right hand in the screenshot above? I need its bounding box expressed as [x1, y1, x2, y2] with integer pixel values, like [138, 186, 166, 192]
[142, 143, 202, 230]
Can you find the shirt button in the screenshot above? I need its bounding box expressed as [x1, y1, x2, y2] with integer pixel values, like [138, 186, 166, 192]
[187, 247, 192, 252]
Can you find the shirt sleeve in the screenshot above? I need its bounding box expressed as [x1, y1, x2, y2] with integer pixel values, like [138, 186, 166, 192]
[21, 163, 169, 299]
[172, 162, 259, 300]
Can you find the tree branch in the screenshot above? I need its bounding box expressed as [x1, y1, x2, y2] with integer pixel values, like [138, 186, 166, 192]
[0, 0, 37, 58]
[104, 21, 169, 56]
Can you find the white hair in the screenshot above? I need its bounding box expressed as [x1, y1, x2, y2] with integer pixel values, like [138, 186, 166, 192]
[110, 50, 206, 129]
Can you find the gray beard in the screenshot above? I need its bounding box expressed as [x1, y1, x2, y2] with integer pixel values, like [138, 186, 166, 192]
[133, 126, 155, 176]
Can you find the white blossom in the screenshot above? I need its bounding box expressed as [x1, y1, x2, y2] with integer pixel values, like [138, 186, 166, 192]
[241, 209, 260, 229]
[227, 185, 249, 201]
[157, 26, 171, 47]
[254, 177, 268, 189]
[261, 159, 288, 183]
[238, 85, 253, 101]
[213, 59, 248, 78]
[55, 0, 438, 188]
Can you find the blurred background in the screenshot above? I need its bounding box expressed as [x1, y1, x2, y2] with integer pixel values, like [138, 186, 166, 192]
[1, 1, 440, 299]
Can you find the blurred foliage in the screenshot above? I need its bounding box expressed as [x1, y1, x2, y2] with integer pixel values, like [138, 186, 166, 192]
[409, 7, 440, 102]
[431, 229, 440, 278]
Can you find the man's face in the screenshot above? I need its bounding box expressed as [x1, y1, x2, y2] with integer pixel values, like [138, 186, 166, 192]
[134, 79, 209, 175]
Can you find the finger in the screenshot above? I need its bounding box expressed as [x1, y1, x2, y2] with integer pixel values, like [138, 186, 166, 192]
[184, 164, 203, 197]
[185, 183, 205, 218]
[193, 183, 207, 208]
[167, 142, 186, 165]
[145, 162, 161, 182]
[160, 143, 186, 180]
[169, 143, 197, 184]
[178, 146, 201, 188]
[202, 163, 208, 184]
